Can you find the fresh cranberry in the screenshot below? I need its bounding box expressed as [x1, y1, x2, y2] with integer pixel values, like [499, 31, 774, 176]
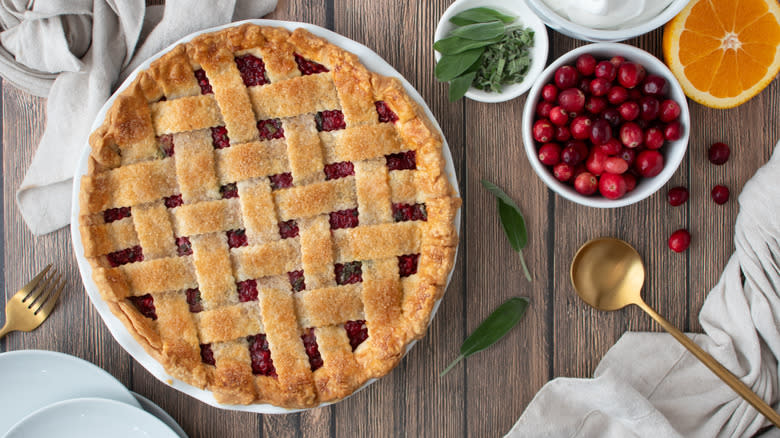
[344, 320, 368, 351]
[289, 270, 305, 292]
[641, 75, 667, 96]
[667, 186, 689, 206]
[294, 53, 329, 75]
[335, 261, 362, 285]
[554, 65, 580, 89]
[235, 54, 268, 87]
[186, 288, 203, 313]
[324, 161, 355, 180]
[211, 126, 230, 149]
[278, 220, 299, 239]
[644, 127, 665, 149]
[602, 108, 622, 128]
[599, 173, 627, 199]
[315, 110, 346, 132]
[598, 138, 622, 155]
[573, 164, 588, 179]
[237, 279, 259, 302]
[533, 119, 555, 142]
[576, 54, 597, 76]
[541, 84, 559, 102]
[624, 173, 637, 191]
[226, 229, 248, 248]
[570, 116, 592, 140]
[561, 145, 584, 165]
[164, 194, 183, 209]
[585, 96, 607, 114]
[301, 329, 323, 371]
[386, 151, 416, 170]
[711, 185, 730, 204]
[620, 122, 643, 148]
[618, 101, 640, 121]
[668, 229, 691, 253]
[392, 203, 427, 222]
[200, 344, 215, 365]
[248, 334, 276, 377]
[375, 101, 399, 123]
[708, 142, 730, 165]
[107, 246, 143, 267]
[257, 119, 284, 140]
[537, 100, 553, 118]
[639, 97, 660, 120]
[659, 100, 681, 123]
[664, 121, 682, 141]
[577, 78, 590, 93]
[574, 172, 599, 195]
[610, 56, 626, 67]
[636, 150, 664, 177]
[194, 69, 212, 94]
[589, 78, 611, 96]
[586, 149, 608, 175]
[607, 86, 628, 105]
[329, 208, 359, 229]
[558, 88, 586, 112]
[538, 143, 562, 166]
[398, 254, 420, 277]
[590, 119, 612, 145]
[269, 173, 293, 190]
[554, 126, 571, 142]
[619, 148, 637, 167]
[553, 163, 574, 182]
[617, 62, 646, 88]
[104, 207, 131, 223]
[604, 157, 629, 174]
[128, 294, 157, 320]
[594, 61, 617, 81]
[176, 236, 193, 256]
[549, 106, 569, 126]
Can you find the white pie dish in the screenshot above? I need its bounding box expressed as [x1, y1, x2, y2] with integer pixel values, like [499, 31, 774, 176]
[70, 19, 461, 414]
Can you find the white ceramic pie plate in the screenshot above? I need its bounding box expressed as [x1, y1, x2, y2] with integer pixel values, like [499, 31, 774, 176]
[70, 19, 461, 414]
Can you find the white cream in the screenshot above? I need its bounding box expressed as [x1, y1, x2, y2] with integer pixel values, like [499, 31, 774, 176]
[542, 0, 675, 30]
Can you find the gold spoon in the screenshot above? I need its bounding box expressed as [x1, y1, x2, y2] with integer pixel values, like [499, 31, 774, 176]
[570, 237, 780, 428]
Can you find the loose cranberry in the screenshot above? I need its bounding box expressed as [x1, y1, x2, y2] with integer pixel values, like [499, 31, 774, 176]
[628, 88, 643, 100]
[570, 140, 589, 158]
[538, 143, 562, 166]
[558, 88, 586, 112]
[550, 106, 569, 126]
[636, 150, 664, 177]
[594, 61, 617, 81]
[533, 119, 555, 142]
[641, 75, 667, 96]
[561, 144, 585, 165]
[554, 126, 571, 142]
[598, 138, 622, 155]
[620, 122, 643, 148]
[555, 65, 580, 89]
[618, 101, 640, 121]
[668, 229, 691, 253]
[589, 78, 612, 96]
[667, 186, 689, 206]
[574, 172, 599, 195]
[619, 148, 637, 167]
[624, 173, 637, 191]
[664, 121, 682, 141]
[639, 97, 660, 121]
[576, 54, 597, 76]
[553, 163, 574, 182]
[578, 78, 590, 93]
[610, 56, 626, 67]
[570, 116, 592, 140]
[644, 127, 665, 149]
[537, 100, 553, 118]
[711, 185, 730, 204]
[617, 62, 646, 88]
[607, 86, 628, 105]
[602, 108, 621, 128]
[599, 173, 627, 199]
[586, 149, 608, 175]
[586, 96, 607, 114]
[573, 164, 588, 178]
[659, 100, 681, 123]
[604, 157, 629, 174]
[590, 119, 612, 145]
[542, 84, 559, 102]
[708, 142, 730, 165]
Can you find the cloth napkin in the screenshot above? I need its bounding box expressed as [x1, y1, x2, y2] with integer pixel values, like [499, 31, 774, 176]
[1, 0, 277, 235]
[508, 140, 780, 437]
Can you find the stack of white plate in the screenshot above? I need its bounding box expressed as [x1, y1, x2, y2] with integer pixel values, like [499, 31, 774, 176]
[0, 350, 186, 438]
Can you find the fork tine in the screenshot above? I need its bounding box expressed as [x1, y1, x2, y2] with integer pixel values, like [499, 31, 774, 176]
[17, 264, 52, 300]
[24, 268, 56, 308]
[34, 275, 65, 317]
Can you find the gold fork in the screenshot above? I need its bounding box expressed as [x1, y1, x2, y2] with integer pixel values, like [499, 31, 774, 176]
[0, 265, 65, 340]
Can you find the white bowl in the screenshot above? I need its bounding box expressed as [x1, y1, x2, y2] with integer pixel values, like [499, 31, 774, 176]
[523, 0, 690, 42]
[434, 0, 548, 103]
[521, 43, 690, 208]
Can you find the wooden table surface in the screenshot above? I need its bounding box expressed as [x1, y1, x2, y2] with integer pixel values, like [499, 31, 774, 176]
[2, 1, 779, 436]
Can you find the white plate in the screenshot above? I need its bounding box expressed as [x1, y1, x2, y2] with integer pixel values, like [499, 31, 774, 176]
[132, 392, 188, 438]
[70, 19, 461, 414]
[4, 398, 179, 438]
[0, 350, 140, 436]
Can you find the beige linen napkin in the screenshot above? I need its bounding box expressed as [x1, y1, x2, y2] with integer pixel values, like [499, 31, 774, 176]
[1, 0, 277, 235]
[508, 141, 780, 437]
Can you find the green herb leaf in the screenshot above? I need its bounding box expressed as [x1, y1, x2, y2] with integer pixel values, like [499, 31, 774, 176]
[434, 48, 484, 82]
[449, 7, 515, 26]
[440, 297, 530, 377]
[433, 35, 503, 55]
[447, 20, 505, 41]
[472, 27, 534, 93]
[448, 71, 476, 102]
[481, 179, 532, 281]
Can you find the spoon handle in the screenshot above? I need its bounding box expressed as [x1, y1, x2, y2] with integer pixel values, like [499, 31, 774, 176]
[635, 299, 780, 428]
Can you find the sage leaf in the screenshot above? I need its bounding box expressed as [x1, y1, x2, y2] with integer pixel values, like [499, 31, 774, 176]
[447, 20, 505, 41]
[448, 71, 476, 102]
[434, 48, 484, 82]
[481, 179, 532, 281]
[449, 7, 515, 26]
[433, 35, 502, 55]
[440, 297, 530, 377]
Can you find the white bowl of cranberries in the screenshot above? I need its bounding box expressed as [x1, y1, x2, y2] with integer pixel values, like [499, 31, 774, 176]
[522, 43, 690, 207]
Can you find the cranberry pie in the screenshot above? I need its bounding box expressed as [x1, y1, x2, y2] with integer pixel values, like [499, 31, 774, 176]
[78, 24, 459, 408]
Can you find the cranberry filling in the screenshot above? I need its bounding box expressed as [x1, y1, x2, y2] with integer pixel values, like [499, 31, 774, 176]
[164, 194, 183, 209]
[176, 236, 193, 256]
[315, 110, 346, 132]
[237, 279, 258, 302]
[248, 334, 276, 377]
[294, 53, 329, 75]
[257, 118, 284, 141]
[398, 254, 420, 277]
[211, 126, 230, 149]
[103, 207, 131, 223]
[329, 209, 359, 230]
[278, 220, 299, 239]
[220, 183, 239, 199]
[269, 173, 293, 190]
[375, 101, 399, 123]
[288, 270, 305, 292]
[107, 246, 144, 267]
[301, 329, 323, 371]
[386, 151, 416, 171]
[200, 343, 215, 365]
[186, 288, 203, 313]
[157, 134, 174, 157]
[344, 320, 368, 351]
[226, 229, 248, 248]
[324, 161, 354, 180]
[235, 54, 268, 87]
[128, 294, 157, 320]
[194, 69, 213, 94]
[392, 203, 427, 222]
[335, 261, 362, 285]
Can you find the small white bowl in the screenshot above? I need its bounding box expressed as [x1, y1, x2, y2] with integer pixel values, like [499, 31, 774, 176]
[434, 0, 548, 103]
[523, 0, 690, 42]
[522, 43, 690, 208]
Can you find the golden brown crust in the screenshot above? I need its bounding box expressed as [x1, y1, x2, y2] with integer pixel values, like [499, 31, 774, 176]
[79, 24, 459, 408]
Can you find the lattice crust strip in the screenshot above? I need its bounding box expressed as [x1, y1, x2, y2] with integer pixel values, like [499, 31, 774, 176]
[80, 24, 460, 408]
